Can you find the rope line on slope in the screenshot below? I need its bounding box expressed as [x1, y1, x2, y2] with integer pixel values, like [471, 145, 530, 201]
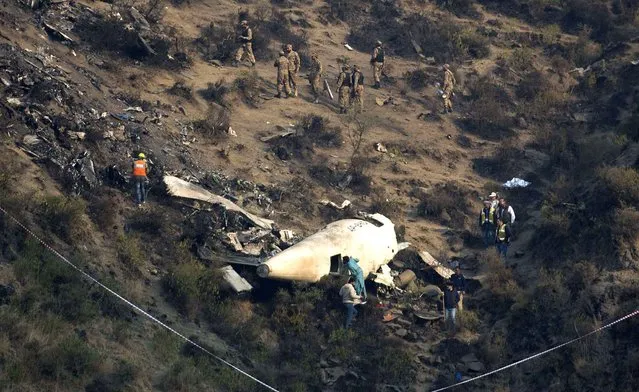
[0, 205, 280, 392]
[431, 309, 639, 391]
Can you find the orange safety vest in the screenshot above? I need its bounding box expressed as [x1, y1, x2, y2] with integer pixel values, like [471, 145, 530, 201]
[132, 159, 147, 177]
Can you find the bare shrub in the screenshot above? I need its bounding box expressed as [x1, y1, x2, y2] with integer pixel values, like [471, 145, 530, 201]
[116, 235, 145, 272]
[194, 22, 236, 62]
[198, 79, 230, 108]
[37, 196, 90, 244]
[597, 167, 639, 207]
[168, 80, 193, 100]
[369, 187, 402, 219]
[417, 181, 472, 229]
[192, 109, 230, 139]
[233, 70, 261, 107]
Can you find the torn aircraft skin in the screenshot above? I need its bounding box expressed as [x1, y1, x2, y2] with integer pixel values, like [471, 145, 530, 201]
[257, 213, 398, 282]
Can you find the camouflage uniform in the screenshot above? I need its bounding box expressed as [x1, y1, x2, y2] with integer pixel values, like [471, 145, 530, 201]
[443, 65, 456, 112]
[351, 65, 364, 113]
[234, 21, 256, 66]
[371, 41, 384, 88]
[274, 51, 291, 98]
[336, 66, 351, 114]
[285, 44, 301, 97]
[308, 54, 323, 102]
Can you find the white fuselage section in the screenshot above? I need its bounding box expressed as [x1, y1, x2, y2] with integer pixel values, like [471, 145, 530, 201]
[257, 214, 398, 282]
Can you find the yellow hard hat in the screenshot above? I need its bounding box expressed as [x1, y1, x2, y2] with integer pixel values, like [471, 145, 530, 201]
[138, 152, 146, 159]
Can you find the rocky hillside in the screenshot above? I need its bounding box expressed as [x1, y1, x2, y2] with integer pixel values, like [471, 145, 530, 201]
[1, 0, 638, 391]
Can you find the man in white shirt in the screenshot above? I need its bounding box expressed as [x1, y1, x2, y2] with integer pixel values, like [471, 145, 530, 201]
[339, 277, 363, 328]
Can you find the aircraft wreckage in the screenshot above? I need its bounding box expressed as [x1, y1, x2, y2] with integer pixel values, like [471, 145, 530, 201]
[164, 175, 453, 287]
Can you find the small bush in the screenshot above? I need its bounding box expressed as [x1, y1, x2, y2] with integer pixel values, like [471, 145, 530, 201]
[192, 109, 231, 139]
[116, 235, 145, 271]
[38, 336, 99, 380]
[162, 260, 221, 319]
[437, 0, 479, 17]
[369, 188, 402, 219]
[168, 80, 193, 100]
[37, 196, 90, 244]
[194, 22, 236, 62]
[233, 71, 261, 107]
[417, 181, 472, 229]
[127, 209, 167, 234]
[299, 115, 343, 148]
[198, 79, 230, 107]
[507, 47, 536, 73]
[597, 167, 639, 207]
[404, 68, 433, 90]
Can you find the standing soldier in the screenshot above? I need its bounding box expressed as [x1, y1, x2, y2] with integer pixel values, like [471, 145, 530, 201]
[234, 20, 255, 67]
[370, 40, 384, 89]
[308, 53, 323, 103]
[336, 64, 351, 114]
[442, 64, 456, 113]
[351, 64, 364, 113]
[132, 152, 148, 207]
[285, 44, 301, 97]
[274, 50, 290, 98]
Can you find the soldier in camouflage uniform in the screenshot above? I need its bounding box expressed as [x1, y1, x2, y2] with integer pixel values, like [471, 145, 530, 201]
[336, 65, 351, 114]
[285, 44, 301, 97]
[370, 40, 384, 89]
[234, 20, 256, 67]
[274, 50, 291, 98]
[442, 64, 456, 113]
[351, 65, 364, 113]
[308, 53, 323, 103]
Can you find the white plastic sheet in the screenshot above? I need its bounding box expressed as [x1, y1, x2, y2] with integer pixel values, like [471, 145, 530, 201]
[503, 177, 531, 188]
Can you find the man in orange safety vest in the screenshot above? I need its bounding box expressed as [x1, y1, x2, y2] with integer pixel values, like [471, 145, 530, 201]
[132, 152, 148, 206]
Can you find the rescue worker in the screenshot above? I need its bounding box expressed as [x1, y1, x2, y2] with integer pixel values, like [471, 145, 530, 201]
[495, 217, 512, 259]
[336, 65, 351, 114]
[308, 53, 323, 103]
[370, 40, 384, 89]
[351, 64, 364, 113]
[443, 281, 460, 333]
[234, 20, 255, 67]
[479, 200, 496, 247]
[285, 44, 301, 97]
[496, 198, 516, 226]
[450, 266, 467, 312]
[342, 256, 367, 302]
[132, 152, 148, 206]
[339, 276, 363, 328]
[488, 191, 499, 209]
[442, 64, 456, 113]
[274, 50, 291, 98]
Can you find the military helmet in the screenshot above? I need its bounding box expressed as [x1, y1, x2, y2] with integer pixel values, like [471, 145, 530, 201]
[376, 40, 382, 46]
[353, 64, 360, 71]
[240, 20, 248, 25]
[342, 64, 350, 71]
[279, 50, 285, 56]
[285, 43, 293, 51]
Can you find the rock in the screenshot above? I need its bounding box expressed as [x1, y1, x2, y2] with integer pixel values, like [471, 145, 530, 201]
[395, 328, 408, 338]
[416, 372, 428, 383]
[397, 269, 416, 288]
[517, 117, 528, 128]
[319, 359, 329, 368]
[467, 361, 485, 372]
[328, 357, 341, 366]
[422, 284, 443, 299]
[461, 353, 478, 363]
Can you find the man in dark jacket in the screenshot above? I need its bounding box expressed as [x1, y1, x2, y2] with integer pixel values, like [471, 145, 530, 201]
[495, 217, 512, 259]
[450, 266, 467, 311]
[443, 281, 460, 332]
[479, 200, 496, 247]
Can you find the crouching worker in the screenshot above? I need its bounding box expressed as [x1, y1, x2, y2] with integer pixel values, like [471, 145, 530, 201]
[339, 276, 363, 328]
[132, 152, 148, 207]
[343, 256, 367, 303]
